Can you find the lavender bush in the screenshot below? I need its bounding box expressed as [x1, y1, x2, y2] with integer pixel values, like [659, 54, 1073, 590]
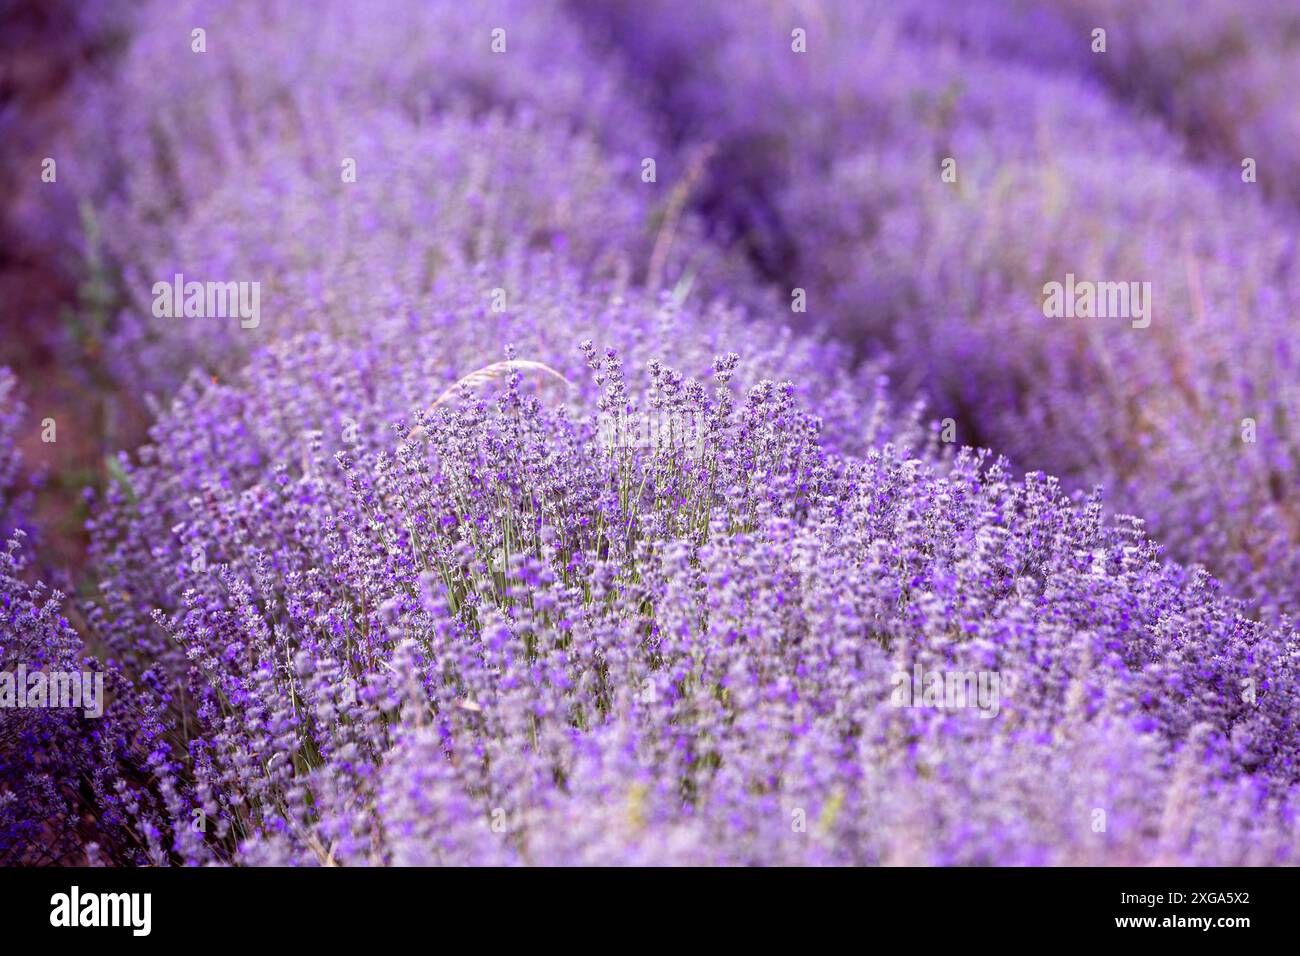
[85, 267, 922, 686]
[80, 343, 1300, 864]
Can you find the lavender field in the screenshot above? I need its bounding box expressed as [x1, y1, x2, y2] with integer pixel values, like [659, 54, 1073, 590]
[1, 0, 1299, 868]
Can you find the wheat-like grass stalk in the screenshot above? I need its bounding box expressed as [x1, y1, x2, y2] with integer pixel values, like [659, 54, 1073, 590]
[407, 360, 573, 441]
[646, 142, 717, 292]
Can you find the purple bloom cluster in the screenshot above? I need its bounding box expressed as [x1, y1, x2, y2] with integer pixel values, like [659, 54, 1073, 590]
[5, 0, 1300, 866]
[0, 524, 165, 863]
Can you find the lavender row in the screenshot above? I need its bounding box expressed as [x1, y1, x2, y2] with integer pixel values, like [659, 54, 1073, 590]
[78, 330, 1300, 863]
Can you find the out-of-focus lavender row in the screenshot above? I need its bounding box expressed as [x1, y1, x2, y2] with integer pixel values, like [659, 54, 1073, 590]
[37, 0, 798, 402]
[574, 0, 1300, 618]
[1041, 0, 1300, 207]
